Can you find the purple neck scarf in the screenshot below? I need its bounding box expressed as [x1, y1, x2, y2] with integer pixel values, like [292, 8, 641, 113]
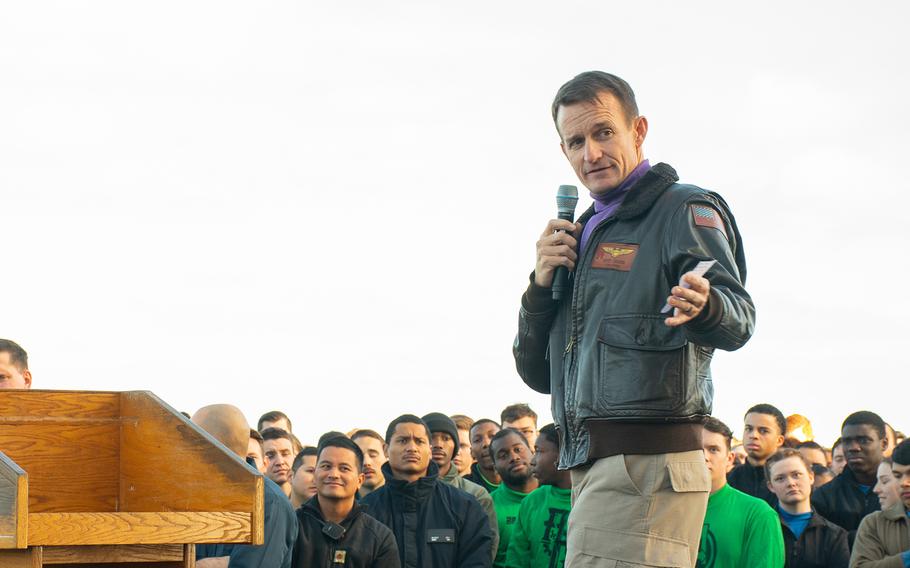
[579, 159, 650, 256]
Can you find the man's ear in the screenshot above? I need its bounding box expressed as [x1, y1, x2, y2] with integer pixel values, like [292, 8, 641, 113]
[22, 369, 32, 389]
[383, 443, 390, 459]
[633, 115, 648, 147]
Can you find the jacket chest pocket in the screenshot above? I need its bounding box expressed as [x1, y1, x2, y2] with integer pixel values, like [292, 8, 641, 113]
[596, 315, 687, 413]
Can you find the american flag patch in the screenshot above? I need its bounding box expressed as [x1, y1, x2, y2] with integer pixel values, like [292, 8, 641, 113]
[690, 204, 727, 237]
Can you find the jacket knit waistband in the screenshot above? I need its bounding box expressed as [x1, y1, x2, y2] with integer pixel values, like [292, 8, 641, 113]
[584, 420, 704, 462]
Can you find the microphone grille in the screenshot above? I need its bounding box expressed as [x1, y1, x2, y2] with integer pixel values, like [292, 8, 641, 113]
[556, 184, 579, 214]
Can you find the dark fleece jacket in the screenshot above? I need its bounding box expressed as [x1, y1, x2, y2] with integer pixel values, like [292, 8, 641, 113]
[361, 461, 493, 568]
[292, 497, 400, 568]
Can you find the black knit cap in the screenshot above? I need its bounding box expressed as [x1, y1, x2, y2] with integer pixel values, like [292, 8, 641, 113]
[422, 412, 460, 460]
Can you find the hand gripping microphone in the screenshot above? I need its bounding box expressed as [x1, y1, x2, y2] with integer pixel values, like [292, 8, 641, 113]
[551, 184, 578, 301]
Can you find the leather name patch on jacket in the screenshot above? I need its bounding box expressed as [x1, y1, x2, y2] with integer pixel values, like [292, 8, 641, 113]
[690, 204, 727, 237]
[591, 243, 639, 271]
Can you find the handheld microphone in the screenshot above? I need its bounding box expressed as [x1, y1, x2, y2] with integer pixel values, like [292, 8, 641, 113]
[551, 184, 578, 301]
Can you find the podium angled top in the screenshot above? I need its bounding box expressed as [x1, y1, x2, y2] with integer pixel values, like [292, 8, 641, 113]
[0, 389, 264, 549]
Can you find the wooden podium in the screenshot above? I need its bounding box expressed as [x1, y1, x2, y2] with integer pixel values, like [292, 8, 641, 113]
[0, 390, 265, 567]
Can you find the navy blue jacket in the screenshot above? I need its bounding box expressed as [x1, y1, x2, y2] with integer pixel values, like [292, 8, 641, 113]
[780, 509, 849, 568]
[811, 466, 880, 544]
[361, 461, 493, 568]
[727, 462, 777, 507]
[197, 465, 297, 568]
[293, 497, 400, 568]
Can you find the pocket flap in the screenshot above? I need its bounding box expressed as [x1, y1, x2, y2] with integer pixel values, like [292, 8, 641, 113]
[667, 461, 711, 493]
[581, 526, 691, 566]
[598, 315, 686, 352]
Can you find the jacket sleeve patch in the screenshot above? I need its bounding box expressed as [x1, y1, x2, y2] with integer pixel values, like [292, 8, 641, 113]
[690, 204, 727, 237]
[591, 243, 639, 271]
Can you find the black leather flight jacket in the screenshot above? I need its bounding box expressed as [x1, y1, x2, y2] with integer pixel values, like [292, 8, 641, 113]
[513, 163, 755, 469]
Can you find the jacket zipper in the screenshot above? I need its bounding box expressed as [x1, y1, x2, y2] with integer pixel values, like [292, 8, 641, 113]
[568, 217, 618, 346]
[564, 216, 618, 427]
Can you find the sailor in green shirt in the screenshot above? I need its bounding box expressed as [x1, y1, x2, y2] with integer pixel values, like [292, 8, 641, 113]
[698, 416, 785, 568]
[506, 423, 571, 568]
[490, 428, 539, 567]
[466, 419, 503, 493]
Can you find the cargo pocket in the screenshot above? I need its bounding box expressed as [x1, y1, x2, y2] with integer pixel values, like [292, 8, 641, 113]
[580, 526, 692, 567]
[666, 460, 711, 494]
[597, 315, 687, 412]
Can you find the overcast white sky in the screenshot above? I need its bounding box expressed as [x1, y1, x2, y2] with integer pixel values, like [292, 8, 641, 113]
[2, 1, 908, 446]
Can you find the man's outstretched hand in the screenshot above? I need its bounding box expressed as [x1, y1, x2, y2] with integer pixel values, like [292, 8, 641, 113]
[664, 272, 710, 327]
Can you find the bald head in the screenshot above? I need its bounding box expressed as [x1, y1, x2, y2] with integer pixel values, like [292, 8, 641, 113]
[192, 404, 250, 457]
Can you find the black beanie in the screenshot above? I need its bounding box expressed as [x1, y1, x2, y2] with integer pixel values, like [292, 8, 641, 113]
[422, 412, 460, 460]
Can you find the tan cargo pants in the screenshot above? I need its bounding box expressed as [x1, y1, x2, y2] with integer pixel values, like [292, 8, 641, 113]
[566, 450, 710, 568]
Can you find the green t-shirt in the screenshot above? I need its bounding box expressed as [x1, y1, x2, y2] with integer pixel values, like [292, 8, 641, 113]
[504, 484, 571, 568]
[697, 484, 785, 568]
[492, 484, 534, 567]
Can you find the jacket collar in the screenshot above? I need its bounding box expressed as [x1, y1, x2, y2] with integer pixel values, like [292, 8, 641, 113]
[840, 465, 859, 485]
[778, 509, 828, 534]
[883, 501, 908, 521]
[807, 510, 829, 528]
[743, 461, 766, 478]
[839, 464, 876, 490]
[440, 462, 458, 483]
[578, 162, 679, 226]
[381, 460, 440, 504]
[302, 496, 364, 527]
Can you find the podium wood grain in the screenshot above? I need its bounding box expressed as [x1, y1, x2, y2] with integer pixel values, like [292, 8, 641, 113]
[0, 547, 40, 567]
[0, 390, 265, 566]
[119, 392, 258, 515]
[28, 512, 250, 546]
[41, 543, 192, 564]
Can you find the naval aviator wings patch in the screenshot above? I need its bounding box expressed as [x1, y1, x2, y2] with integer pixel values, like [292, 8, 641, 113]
[690, 204, 728, 237]
[591, 243, 639, 271]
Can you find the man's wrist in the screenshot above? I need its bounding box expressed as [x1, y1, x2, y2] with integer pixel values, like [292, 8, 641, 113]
[688, 288, 722, 329]
[522, 272, 557, 314]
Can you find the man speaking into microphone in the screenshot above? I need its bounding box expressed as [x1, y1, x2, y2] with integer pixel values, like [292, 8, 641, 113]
[513, 71, 755, 568]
